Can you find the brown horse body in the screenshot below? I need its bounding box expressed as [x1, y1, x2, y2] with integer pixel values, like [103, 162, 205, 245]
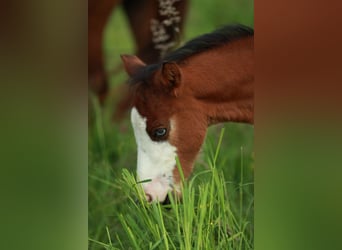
[88, 0, 188, 104]
[122, 24, 254, 202]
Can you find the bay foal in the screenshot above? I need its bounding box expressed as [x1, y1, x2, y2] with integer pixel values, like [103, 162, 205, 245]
[121, 24, 254, 202]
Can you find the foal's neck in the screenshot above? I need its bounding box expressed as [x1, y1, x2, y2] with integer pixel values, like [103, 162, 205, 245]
[181, 37, 254, 125]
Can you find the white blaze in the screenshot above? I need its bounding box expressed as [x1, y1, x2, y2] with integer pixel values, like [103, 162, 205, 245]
[130, 107, 177, 202]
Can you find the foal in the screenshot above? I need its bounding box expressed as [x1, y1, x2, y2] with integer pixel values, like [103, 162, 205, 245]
[121, 24, 254, 202]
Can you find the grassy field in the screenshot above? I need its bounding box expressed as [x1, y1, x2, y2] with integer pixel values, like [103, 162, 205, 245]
[89, 1, 254, 249]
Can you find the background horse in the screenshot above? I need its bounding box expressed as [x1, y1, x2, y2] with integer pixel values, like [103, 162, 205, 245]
[88, 0, 188, 104]
[122, 24, 254, 202]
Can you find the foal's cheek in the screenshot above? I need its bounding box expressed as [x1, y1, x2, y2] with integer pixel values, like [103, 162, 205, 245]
[172, 166, 182, 185]
[172, 167, 185, 192]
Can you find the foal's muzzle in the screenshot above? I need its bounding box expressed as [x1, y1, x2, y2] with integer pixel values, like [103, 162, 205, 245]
[143, 192, 170, 204]
[144, 193, 171, 204]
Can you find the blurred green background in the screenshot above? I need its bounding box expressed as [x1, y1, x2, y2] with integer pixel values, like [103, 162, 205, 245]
[89, 0, 254, 249]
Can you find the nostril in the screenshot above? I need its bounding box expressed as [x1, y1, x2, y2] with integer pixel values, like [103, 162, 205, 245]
[145, 193, 152, 202]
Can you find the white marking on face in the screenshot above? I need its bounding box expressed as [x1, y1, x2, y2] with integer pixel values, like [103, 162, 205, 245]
[131, 107, 177, 202]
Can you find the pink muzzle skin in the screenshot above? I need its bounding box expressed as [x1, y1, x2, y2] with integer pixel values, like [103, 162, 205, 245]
[141, 176, 171, 203]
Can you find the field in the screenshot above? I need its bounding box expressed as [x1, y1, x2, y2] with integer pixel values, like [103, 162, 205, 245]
[89, 0, 254, 249]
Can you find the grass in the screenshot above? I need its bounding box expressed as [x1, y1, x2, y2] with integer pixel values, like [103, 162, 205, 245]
[89, 0, 254, 249]
[89, 118, 254, 249]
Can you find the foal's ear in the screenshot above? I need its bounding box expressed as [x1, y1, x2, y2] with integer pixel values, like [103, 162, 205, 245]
[161, 62, 182, 95]
[121, 54, 146, 77]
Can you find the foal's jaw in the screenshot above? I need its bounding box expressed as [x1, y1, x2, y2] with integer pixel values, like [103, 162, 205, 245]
[131, 107, 178, 202]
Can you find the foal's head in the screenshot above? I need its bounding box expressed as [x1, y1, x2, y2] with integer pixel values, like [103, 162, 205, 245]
[121, 55, 207, 202]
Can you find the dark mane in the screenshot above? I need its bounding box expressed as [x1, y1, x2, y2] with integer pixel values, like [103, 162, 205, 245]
[131, 24, 254, 83]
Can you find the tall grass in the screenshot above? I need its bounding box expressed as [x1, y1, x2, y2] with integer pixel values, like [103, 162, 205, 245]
[89, 124, 254, 249]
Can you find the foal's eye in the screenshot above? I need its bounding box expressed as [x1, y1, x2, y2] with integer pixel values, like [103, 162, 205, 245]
[153, 128, 167, 138]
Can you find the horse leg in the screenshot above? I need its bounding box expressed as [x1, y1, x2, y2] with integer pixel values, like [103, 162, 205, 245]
[113, 0, 189, 120]
[88, 0, 119, 105]
[123, 0, 188, 63]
